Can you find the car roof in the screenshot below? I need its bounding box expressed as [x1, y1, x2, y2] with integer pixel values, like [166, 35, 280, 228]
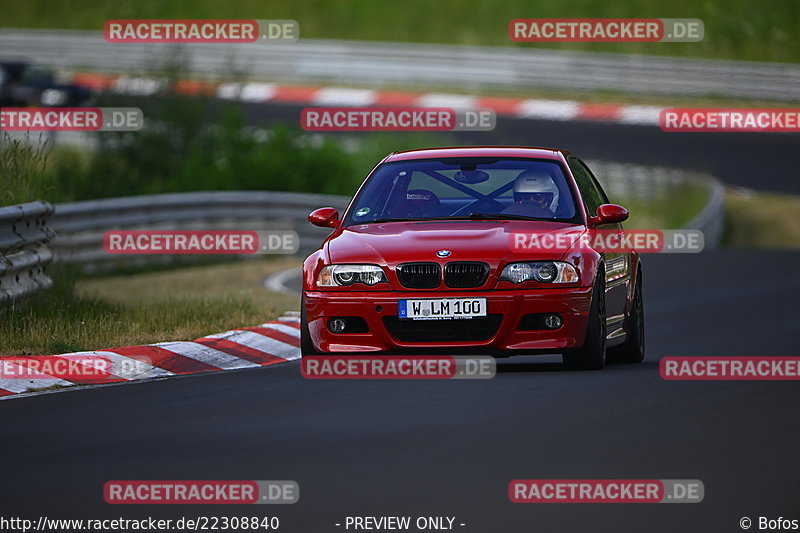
[384, 146, 572, 162]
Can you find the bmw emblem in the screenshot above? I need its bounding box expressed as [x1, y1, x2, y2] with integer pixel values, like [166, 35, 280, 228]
[436, 250, 451, 258]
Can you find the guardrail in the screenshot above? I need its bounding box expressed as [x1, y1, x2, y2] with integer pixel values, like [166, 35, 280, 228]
[0, 201, 55, 307]
[682, 175, 726, 247]
[50, 191, 349, 271]
[0, 29, 798, 101]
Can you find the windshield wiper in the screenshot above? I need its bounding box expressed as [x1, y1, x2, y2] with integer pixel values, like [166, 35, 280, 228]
[368, 217, 425, 223]
[367, 213, 544, 224]
[369, 216, 460, 223]
[459, 212, 542, 221]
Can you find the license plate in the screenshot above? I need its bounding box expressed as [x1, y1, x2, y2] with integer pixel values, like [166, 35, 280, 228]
[398, 298, 487, 320]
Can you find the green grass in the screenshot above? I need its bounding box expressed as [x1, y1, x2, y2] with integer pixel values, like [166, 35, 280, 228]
[612, 184, 709, 230]
[0, 135, 53, 205]
[724, 188, 800, 248]
[2, 0, 798, 63]
[0, 259, 300, 356]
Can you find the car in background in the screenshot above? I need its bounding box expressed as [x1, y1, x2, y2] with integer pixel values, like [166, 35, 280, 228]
[0, 61, 92, 107]
[301, 146, 644, 370]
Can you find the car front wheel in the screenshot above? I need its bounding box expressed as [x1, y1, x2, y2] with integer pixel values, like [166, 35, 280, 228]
[608, 272, 645, 364]
[563, 272, 607, 370]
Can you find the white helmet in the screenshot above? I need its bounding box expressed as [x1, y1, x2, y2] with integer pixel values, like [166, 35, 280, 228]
[513, 170, 559, 211]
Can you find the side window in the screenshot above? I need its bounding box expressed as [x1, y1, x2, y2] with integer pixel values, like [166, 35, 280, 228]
[568, 157, 607, 216]
[581, 160, 610, 205]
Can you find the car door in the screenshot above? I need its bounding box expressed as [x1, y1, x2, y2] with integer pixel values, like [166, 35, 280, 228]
[568, 157, 631, 336]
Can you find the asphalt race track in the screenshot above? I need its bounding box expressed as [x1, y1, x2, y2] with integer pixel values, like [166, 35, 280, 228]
[2, 253, 799, 531]
[2, 109, 799, 532]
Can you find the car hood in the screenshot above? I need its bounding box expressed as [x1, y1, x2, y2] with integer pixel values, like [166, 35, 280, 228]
[326, 220, 586, 266]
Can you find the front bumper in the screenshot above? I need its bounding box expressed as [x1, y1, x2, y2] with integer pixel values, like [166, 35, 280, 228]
[304, 287, 593, 354]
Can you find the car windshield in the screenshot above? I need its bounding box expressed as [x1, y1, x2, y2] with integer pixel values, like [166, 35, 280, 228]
[343, 157, 580, 226]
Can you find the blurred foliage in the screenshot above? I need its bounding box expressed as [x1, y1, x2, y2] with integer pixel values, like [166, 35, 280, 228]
[0, 258, 301, 356]
[47, 102, 365, 199]
[724, 189, 800, 249]
[0, 134, 54, 205]
[615, 183, 708, 230]
[2, 0, 799, 63]
[1, 48, 450, 204]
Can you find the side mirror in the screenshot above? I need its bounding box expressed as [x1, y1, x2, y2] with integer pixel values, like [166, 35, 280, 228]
[589, 204, 629, 226]
[308, 207, 340, 228]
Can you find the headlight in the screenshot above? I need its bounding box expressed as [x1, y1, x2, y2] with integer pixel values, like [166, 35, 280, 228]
[499, 262, 578, 284]
[317, 265, 387, 287]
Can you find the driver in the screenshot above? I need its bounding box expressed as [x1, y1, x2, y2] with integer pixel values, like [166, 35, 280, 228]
[501, 169, 559, 217]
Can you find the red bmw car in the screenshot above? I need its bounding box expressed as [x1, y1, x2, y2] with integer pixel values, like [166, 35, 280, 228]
[301, 147, 644, 370]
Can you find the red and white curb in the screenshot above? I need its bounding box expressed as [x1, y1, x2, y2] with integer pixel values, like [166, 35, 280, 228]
[70, 72, 664, 127]
[0, 313, 301, 400]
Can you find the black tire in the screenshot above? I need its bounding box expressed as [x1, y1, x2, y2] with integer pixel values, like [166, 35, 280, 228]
[300, 295, 318, 357]
[608, 272, 645, 364]
[563, 272, 607, 370]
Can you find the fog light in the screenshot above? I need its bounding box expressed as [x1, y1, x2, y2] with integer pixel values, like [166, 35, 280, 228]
[544, 314, 562, 329]
[328, 318, 347, 333]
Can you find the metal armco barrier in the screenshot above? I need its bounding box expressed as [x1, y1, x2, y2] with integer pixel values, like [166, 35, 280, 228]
[0, 201, 56, 307]
[50, 191, 350, 271]
[683, 175, 726, 248]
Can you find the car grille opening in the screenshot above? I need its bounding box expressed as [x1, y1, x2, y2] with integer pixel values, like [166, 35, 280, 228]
[444, 262, 489, 288]
[396, 262, 441, 289]
[382, 314, 502, 343]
